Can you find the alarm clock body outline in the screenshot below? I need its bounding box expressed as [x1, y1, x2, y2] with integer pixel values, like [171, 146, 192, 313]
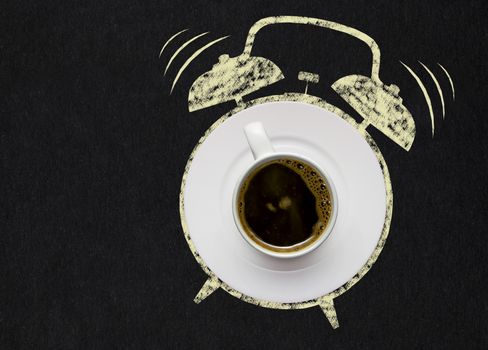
[179, 16, 413, 328]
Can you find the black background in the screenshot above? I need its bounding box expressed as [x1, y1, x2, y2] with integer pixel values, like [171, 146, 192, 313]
[2, 0, 488, 348]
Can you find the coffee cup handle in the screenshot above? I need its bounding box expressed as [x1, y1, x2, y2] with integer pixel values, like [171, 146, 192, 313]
[244, 122, 275, 160]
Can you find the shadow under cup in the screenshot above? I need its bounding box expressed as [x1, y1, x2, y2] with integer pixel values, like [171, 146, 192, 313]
[233, 154, 338, 259]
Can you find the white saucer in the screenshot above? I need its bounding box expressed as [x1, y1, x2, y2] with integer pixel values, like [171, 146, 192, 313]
[182, 100, 387, 304]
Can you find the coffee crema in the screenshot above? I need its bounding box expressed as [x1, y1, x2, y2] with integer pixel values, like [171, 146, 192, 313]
[237, 158, 333, 253]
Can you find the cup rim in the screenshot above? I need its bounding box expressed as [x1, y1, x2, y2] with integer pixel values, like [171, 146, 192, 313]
[232, 152, 338, 259]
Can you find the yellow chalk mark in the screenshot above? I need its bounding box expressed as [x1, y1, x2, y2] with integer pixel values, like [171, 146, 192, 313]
[159, 28, 188, 58]
[171, 36, 230, 94]
[419, 61, 445, 119]
[164, 32, 209, 75]
[438, 63, 455, 101]
[400, 61, 435, 137]
[194, 276, 220, 304]
[243, 16, 381, 81]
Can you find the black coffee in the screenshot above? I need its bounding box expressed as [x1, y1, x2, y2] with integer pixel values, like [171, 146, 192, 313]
[237, 158, 332, 253]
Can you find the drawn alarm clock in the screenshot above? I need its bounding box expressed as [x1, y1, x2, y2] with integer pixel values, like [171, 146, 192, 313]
[162, 16, 454, 328]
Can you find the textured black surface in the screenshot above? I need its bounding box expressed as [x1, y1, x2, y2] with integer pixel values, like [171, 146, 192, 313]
[2, 0, 487, 348]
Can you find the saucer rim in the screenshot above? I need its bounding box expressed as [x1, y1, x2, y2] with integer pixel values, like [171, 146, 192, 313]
[179, 92, 393, 309]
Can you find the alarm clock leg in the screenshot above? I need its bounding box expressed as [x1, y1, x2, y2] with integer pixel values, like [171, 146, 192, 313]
[317, 296, 339, 329]
[194, 276, 220, 304]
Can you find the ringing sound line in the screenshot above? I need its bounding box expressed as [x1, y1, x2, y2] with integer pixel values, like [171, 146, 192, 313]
[159, 29, 230, 93]
[400, 61, 455, 137]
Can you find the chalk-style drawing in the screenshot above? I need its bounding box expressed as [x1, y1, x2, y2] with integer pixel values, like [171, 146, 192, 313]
[158, 15, 455, 329]
[187, 16, 416, 151]
[179, 93, 393, 329]
[159, 28, 188, 58]
[419, 61, 446, 119]
[164, 32, 209, 75]
[438, 63, 455, 101]
[400, 61, 455, 136]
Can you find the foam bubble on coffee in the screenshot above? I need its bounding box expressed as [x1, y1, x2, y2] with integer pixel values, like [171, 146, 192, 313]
[237, 158, 333, 253]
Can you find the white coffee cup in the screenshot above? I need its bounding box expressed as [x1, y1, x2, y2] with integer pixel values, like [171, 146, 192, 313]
[232, 121, 338, 259]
